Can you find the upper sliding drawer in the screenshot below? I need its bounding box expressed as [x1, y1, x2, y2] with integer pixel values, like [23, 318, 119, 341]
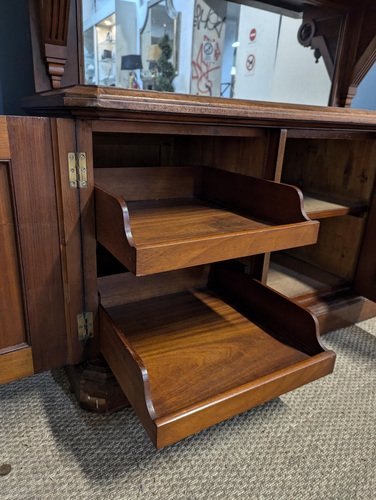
[94, 166, 319, 276]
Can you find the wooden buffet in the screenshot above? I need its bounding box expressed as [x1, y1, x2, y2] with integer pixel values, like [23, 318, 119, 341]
[2, 85, 376, 447]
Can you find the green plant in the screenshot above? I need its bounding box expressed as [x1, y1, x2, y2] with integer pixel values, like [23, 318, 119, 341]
[155, 34, 175, 92]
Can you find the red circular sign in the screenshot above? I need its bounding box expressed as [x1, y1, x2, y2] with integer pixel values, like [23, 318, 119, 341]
[250, 28, 257, 42]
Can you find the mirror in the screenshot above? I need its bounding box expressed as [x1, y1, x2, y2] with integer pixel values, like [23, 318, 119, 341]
[81, 0, 343, 106]
[140, 1, 180, 91]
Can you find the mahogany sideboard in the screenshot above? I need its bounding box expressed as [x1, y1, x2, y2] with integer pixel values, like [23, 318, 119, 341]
[1, 86, 376, 447]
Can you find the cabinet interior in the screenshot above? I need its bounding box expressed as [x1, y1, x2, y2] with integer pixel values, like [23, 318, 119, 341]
[268, 135, 376, 299]
[91, 127, 336, 447]
[93, 130, 376, 302]
[93, 130, 271, 278]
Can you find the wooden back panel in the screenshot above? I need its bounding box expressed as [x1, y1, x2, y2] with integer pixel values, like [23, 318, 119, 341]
[283, 138, 376, 204]
[95, 166, 201, 201]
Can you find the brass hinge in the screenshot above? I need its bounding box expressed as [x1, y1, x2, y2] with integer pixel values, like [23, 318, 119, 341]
[77, 312, 94, 341]
[68, 152, 88, 189]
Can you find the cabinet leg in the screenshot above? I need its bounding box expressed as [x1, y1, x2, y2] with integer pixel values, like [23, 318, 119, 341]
[65, 358, 130, 413]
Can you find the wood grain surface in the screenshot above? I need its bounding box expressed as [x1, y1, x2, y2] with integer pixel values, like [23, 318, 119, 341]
[0, 346, 34, 385]
[0, 163, 27, 350]
[0, 117, 10, 159]
[25, 85, 376, 131]
[7, 117, 67, 372]
[100, 264, 335, 448]
[95, 166, 319, 276]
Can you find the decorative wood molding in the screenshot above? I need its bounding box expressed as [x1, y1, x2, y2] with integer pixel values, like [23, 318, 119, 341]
[38, 0, 71, 88]
[352, 34, 376, 87]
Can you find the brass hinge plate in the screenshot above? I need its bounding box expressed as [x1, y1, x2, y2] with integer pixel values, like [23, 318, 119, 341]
[77, 312, 94, 341]
[68, 152, 87, 189]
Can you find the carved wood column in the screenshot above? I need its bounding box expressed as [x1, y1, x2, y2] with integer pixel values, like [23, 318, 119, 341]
[38, 0, 71, 89]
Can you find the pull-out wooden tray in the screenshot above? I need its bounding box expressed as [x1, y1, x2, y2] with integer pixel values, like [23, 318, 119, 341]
[99, 264, 335, 448]
[95, 167, 319, 275]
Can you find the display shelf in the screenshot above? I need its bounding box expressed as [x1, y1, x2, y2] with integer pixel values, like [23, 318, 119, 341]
[99, 264, 335, 448]
[302, 192, 367, 219]
[95, 166, 319, 276]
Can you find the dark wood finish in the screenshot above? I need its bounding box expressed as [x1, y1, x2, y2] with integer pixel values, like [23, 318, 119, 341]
[75, 120, 98, 359]
[352, 33, 376, 91]
[29, 0, 81, 92]
[95, 166, 318, 276]
[7, 116, 68, 372]
[50, 117, 88, 364]
[283, 138, 376, 205]
[100, 265, 335, 448]
[329, 7, 364, 106]
[66, 359, 129, 413]
[354, 181, 376, 302]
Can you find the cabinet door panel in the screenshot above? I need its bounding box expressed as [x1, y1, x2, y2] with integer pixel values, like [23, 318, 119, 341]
[0, 162, 28, 350]
[0, 116, 69, 384]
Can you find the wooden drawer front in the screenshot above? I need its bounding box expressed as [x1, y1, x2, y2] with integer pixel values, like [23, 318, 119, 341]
[99, 264, 335, 448]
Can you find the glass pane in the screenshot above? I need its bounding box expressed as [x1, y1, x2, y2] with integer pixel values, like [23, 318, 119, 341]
[81, 0, 342, 106]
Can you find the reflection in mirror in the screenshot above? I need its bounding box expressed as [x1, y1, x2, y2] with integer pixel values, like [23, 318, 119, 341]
[140, 1, 180, 91]
[82, 0, 342, 106]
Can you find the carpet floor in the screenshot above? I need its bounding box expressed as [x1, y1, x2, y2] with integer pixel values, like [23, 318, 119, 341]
[0, 319, 375, 500]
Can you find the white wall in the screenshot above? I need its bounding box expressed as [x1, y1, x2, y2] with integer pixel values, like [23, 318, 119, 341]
[233, 6, 280, 101]
[270, 16, 331, 105]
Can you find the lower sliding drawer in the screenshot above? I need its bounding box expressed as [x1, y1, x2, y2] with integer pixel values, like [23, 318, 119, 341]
[99, 264, 335, 449]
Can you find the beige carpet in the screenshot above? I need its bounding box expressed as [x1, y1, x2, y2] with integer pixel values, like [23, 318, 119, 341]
[1, 319, 375, 500]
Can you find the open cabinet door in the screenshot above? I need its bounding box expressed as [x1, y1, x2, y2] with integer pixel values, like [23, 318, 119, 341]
[0, 116, 68, 384]
[354, 185, 376, 303]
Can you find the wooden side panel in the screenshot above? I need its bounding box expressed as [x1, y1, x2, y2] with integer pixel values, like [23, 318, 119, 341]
[288, 215, 366, 282]
[0, 163, 28, 350]
[283, 138, 376, 204]
[7, 117, 67, 372]
[0, 347, 34, 385]
[76, 120, 99, 359]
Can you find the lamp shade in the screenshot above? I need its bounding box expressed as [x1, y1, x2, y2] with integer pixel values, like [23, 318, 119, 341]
[121, 54, 143, 70]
